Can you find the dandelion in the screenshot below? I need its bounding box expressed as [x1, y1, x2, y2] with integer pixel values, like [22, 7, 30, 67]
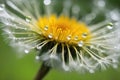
[0, 0, 120, 79]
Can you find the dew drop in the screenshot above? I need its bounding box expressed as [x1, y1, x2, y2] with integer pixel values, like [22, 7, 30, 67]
[36, 45, 42, 50]
[82, 33, 87, 38]
[97, 0, 105, 8]
[12, 37, 16, 40]
[44, 0, 51, 5]
[78, 41, 84, 47]
[107, 23, 113, 30]
[44, 26, 48, 31]
[74, 36, 78, 40]
[67, 35, 71, 40]
[8, 31, 11, 34]
[62, 63, 69, 71]
[89, 69, 95, 73]
[114, 46, 119, 50]
[90, 45, 94, 49]
[112, 59, 117, 63]
[48, 33, 53, 38]
[5, 29, 11, 34]
[25, 16, 32, 23]
[50, 54, 58, 59]
[0, 4, 5, 11]
[6, 23, 10, 26]
[24, 49, 29, 54]
[108, 22, 113, 26]
[107, 25, 113, 30]
[79, 64, 84, 67]
[35, 56, 40, 60]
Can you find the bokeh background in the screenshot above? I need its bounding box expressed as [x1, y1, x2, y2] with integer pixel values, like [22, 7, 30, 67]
[0, 0, 120, 80]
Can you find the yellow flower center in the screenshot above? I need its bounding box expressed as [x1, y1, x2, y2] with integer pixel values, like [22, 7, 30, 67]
[37, 15, 91, 46]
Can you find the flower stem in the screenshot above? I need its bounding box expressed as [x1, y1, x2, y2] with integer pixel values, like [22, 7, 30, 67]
[35, 62, 51, 80]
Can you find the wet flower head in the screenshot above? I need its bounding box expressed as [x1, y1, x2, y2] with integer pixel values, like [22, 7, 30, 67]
[0, 0, 120, 73]
[37, 15, 91, 45]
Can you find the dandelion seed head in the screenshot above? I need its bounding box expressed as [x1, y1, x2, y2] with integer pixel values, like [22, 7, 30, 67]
[0, 0, 120, 73]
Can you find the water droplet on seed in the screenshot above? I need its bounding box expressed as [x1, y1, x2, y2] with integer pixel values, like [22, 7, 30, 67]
[48, 33, 53, 38]
[12, 37, 16, 40]
[35, 56, 40, 60]
[44, 0, 51, 5]
[107, 23, 113, 29]
[24, 49, 29, 54]
[36, 45, 42, 50]
[90, 45, 94, 49]
[0, 4, 5, 11]
[62, 63, 69, 71]
[112, 59, 117, 63]
[78, 41, 84, 47]
[82, 33, 87, 38]
[107, 25, 113, 30]
[25, 16, 32, 23]
[6, 23, 10, 25]
[74, 36, 78, 40]
[50, 54, 58, 59]
[97, 0, 105, 8]
[89, 69, 94, 73]
[44, 26, 48, 30]
[109, 22, 113, 26]
[67, 35, 71, 40]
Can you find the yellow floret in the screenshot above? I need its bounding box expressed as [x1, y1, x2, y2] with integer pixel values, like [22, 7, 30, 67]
[37, 15, 91, 45]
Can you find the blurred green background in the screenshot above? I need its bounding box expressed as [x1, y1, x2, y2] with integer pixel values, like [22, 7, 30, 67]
[1, 0, 120, 80]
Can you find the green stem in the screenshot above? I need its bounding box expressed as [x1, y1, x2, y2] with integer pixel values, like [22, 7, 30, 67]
[35, 62, 51, 80]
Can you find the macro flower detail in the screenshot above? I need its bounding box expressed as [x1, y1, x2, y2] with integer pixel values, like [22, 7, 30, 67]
[0, 0, 120, 74]
[37, 15, 91, 45]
